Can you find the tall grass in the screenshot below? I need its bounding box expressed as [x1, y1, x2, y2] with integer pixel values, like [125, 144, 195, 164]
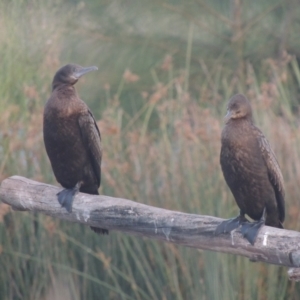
[1, 0, 300, 299]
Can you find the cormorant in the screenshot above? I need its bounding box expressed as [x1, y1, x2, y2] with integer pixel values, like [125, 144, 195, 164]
[215, 94, 285, 244]
[43, 64, 108, 234]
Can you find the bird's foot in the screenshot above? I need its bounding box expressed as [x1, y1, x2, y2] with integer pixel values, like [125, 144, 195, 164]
[215, 215, 247, 235]
[57, 184, 80, 213]
[241, 208, 266, 245]
[241, 220, 264, 245]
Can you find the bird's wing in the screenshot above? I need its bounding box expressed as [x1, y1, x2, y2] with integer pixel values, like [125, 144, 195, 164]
[78, 110, 102, 187]
[256, 128, 285, 223]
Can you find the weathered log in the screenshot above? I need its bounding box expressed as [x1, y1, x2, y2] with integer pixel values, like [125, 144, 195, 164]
[1, 176, 300, 278]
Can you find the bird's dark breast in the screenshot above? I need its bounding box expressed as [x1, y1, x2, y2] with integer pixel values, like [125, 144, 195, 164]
[43, 112, 97, 191]
[221, 128, 277, 222]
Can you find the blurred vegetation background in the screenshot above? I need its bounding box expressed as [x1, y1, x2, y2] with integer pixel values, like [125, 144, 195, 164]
[1, 0, 300, 299]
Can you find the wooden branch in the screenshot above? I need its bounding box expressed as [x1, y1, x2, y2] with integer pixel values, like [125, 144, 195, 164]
[1, 176, 300, 278]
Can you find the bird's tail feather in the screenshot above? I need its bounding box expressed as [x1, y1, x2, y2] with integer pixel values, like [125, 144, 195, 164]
[90, 226, 109, 235]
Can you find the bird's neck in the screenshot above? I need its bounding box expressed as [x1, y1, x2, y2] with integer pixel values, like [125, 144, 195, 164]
[52, 82, 76, 93]
[227, 116, 253, 127]
[222, 118, 254, 144]
[52, 84, 78, 98]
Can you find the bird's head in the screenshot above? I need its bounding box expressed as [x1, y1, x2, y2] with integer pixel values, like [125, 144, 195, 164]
[52, 64, 98, 90]
[224, 94, 253, 123]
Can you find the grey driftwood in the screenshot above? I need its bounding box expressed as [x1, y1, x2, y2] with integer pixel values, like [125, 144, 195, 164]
[0, 176, 300, 280]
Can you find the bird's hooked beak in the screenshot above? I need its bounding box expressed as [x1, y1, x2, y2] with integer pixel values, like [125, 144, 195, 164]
[224, 109, 232, 123]
[73, 66, 98, 79]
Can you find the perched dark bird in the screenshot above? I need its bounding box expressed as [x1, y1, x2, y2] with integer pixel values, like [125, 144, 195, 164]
[215, 94, 285, 244]
[43, 64, 108, 234]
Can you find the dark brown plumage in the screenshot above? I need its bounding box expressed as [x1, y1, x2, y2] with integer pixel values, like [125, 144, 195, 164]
[215, 94, 285, 244]
[43, 64, 108, 234]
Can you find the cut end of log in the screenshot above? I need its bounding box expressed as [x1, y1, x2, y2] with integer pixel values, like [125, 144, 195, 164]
[288, 268, 300, 281]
